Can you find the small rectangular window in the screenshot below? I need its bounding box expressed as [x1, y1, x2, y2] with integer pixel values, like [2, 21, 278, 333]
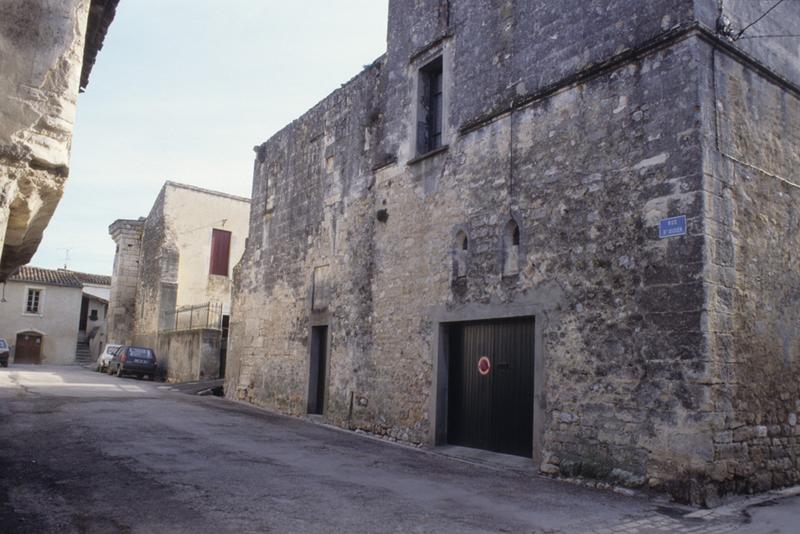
[210, 229, 232, 276]
[26, 289, 41, 314]
[417, 56, 444, 155]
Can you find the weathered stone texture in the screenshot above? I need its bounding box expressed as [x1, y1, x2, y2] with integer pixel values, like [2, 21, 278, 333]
[228, 0, 799, 505]
[698, 33, 800, 497]
[108, 182, 250, 381]
[108, 219, 144, 346]
[157, 329, 221, 383]
[133, 187, 175, 351]
[0, 0, 117, 280]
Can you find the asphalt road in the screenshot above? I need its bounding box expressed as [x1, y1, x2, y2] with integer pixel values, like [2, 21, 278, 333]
[0, 365, 796, 533]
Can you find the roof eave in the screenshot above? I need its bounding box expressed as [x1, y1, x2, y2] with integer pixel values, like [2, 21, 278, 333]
[79, 0, 120, 92]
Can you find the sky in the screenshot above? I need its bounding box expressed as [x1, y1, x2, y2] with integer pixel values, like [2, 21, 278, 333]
[32, 0, 390, 275]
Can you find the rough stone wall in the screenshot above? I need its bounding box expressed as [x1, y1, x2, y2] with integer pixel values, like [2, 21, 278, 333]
[698, 32, 800, 497]
[132, 187, 177, 350]
[157, 329, 221, 382]
[0, 0, 90, 280]
[228, 0, 798, 505]
[228, 60, 382, 414]
[162, 182, 250, 313]
[108, 219, 143, 345]
[109, 182, 250, 378]
[712, 0, 800, 87]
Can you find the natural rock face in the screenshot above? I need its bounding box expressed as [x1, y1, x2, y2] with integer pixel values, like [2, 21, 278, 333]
[0, 0, 117, 281]
[227, 0, 799, 505]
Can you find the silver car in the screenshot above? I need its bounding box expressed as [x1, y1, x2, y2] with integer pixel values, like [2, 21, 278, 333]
[0, 338, 9, 367]
[96, 344, 122, 372]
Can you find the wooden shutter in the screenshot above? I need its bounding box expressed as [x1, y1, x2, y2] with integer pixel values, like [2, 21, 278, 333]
[210, 229, 232, 276]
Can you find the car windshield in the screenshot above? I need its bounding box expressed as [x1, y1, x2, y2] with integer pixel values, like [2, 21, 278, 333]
[0, 340, 7, 348]
[128, 348, 154, 359]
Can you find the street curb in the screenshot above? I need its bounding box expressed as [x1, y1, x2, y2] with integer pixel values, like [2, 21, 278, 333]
[685, 485, 800, 520]
[169, 389, 800, 519]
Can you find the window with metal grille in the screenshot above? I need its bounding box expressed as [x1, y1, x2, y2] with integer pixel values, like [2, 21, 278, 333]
[26, 289, 41, 314]
[417, 56, 444, 155]
[209, 229, 232, 276]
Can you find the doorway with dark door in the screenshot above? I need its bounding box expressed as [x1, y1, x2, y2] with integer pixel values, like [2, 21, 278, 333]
[447, 317, 535, 457]
[78, 296, 89, 333]
[307, 325, 328, 415]
[15, 332, 43, 364]
[219, 315, 229, 379]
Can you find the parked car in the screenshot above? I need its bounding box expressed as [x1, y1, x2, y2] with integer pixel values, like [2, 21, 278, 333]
[0, 338, 9, 367]
[108, 346, 158, 380]
[96, 344, 122, 373]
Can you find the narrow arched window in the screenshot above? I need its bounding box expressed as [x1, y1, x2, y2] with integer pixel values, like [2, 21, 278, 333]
[503, 220, 520, 275]
[454, 231, 468, 279]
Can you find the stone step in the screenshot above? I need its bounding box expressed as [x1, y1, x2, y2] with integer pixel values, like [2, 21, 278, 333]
[75, 340, 92, 362]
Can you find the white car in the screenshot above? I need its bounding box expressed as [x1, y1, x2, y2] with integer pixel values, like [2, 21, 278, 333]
[96, 344, 122, 372]
[0, 338, 9, 367]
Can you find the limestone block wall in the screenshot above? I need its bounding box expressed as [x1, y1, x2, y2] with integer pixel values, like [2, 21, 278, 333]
[699, 36, 800, 497]
[230, 0, 708, 473]
[129, 182, 250, 348]
[108, 219, 143, 345]
[228, 60, 382, 415]
[132, 188, 172, 350]
[108, 183, 250, 380]
[162, 183, 250, 314]
[0, 0, 90, 280]
[227, 0, 799, 505]
[156, 329, 221, 382]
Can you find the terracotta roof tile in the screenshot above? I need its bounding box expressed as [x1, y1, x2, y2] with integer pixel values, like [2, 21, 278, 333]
[60, 270, 111, 286]
[9, 266, 83, 288]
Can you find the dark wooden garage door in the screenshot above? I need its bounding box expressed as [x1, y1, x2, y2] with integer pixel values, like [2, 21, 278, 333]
[447, 317, 534, 457]
[15, 332, 42, 364]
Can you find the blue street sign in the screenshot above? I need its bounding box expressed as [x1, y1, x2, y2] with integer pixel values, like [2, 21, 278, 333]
[659, 215, 686, 239]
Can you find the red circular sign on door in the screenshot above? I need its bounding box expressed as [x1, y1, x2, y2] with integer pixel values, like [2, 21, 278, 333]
[478, 356, 491, 376]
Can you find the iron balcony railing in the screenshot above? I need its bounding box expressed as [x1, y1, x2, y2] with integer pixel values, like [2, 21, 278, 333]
[162, 301, 223, 333]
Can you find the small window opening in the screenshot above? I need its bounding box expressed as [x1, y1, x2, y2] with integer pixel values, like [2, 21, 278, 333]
[503, 220, 520, 276]
[454, 231, 469, 279]
[26, 289, 41, 314]
[417, 56, 444, 155]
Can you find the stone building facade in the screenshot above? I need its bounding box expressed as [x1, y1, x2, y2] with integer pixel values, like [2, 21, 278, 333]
[108, 182, 250, 381]
[0, 266, 109, 365]
[0, 0, 118, 281]
[226, 0, 800, 505]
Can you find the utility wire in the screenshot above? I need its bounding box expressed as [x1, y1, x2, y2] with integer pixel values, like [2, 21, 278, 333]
[175, 218, 229, 236]
[738, 33, 800, 39]
[734, 0, 787, 40]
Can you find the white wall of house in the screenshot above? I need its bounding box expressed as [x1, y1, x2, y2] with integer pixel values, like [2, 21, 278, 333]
[82, 283, 110, 302]
[0, 281, 82, 364]
[164, 183, 250, 314]
[85, 295, 107, 335]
